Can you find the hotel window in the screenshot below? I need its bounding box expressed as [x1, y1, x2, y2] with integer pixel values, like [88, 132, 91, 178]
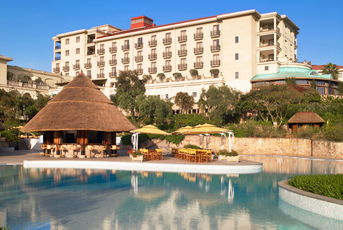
[151, 48, 156, 54]
[181, 44, 186, 51]
[151, 35, 156, 41]
[87, 58, 91, 64]
[75, 71, 79, 76]
[65, 61, 69, 66]
[76, 48, 80, 54]
[213, 25, 219, 32]
[196, 56, 203, 63]
[265, 66, 269, 71]
[151, 62, 156, 68]
[165, 60, 171, 66]
[235, 72, 239, 79]
[235, 53, 239, 60]
[124, 53, 129, 59]
[165, 46, 171, 52]
[137, 63, 142, 69]
[112, 67, 117, 77]
[56, 63, 60, 68]
[166, 33, 171, 39]
[100, 56, 104, 62]
[181, 30, 186, 37]
[76, 60, 80, 65]
[196, 42, 203, 48]
[193, 92, 197, 98]
[235, 36, 239, 43]
[99, 68, 104, 76]
[65, 39, 69, 45]
[112, 54, 116, 60]
[137, 50, 142, 57]
[138, 37, 143, 46]
[87, 70, 91, 78]
[124, 65, 129, 71]
[65, 73, 69, 76]
[112, 42, 116, 47]
[65, 50, 69, 56]
[316, 87, 325, 95]
[76, 36, 80, 43]
[124, 40, 129, 46]
[213, 54, 219, 61]
[181, 58, 186, 65]
[196, 27, 203, 34]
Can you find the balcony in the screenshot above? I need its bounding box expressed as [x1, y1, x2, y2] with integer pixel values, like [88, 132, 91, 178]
[149, 40, 157, 47]
[53, 68, 60, 73]
[135, 56, 143, 62]
[178, 64, 187, 71]
[87, 51, 95, 55]
[148, 67, 157, 74]
[55, 45, 61, 50]
[97, 49, 105, 55]
[122, 58, 130, 64]
[62, 66, 70, 72]
[211, 45, 220, 52]
[97, 61, 105, 67]
[84, 63, 92, 69]
[178, 35, 187, 43]
[211, 60, 220, 67]
[163, 38, 172, 45]
[163, 52, 172, 59]
[194, 62, 204, 69]
[55, 57, 61, 61]
[194, 33, 203, 40]
[148, 53, 157, 60]
[97, 73, 105, 79]
[163, 65, 172, 72]
[178, 50, 187, 57]
[73, 64, 80, 70]
[259, 57, 275, 62]
[136, 69, 143, 75]
[135, 43, 143, 49]
[109, 46, 117, 53]
[194, 47, 203, 55]
[122, 44, 130, 51]
[210, 30, 220, 38]
[109, 72, 117, 78]
[109, 59, 117, 66]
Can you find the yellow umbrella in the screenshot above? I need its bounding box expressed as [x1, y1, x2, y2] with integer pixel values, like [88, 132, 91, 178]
[171, 126, 193, 135]
[131, 125, 170, 135]
[182, 123, 230, 135]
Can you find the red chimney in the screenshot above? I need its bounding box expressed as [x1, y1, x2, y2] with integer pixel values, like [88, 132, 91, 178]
[130, 16, 154, 29]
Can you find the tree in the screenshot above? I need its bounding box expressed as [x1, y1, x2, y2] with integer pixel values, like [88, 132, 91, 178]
[322, 63, 339, 80]
[175, 92, 194, 114]
[137, 95, 173, 125]
[34, 77, 43, 85]
[22, 75, 32, 83]
[199, 85, 240, 124]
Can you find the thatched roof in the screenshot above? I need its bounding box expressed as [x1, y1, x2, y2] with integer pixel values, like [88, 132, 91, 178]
[21, 74, 136, 132]
[288, 112, 325, 124]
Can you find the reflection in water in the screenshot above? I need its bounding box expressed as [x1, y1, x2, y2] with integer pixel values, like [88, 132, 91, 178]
[0, 156, 343, 229]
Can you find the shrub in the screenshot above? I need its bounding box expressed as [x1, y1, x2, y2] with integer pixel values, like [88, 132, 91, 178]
[166, 135, 185, 145]
[217, 149, 229, 155]
[189, 69, 198, 79]
[321, 124, 343, 142]
[288, 174, 343, 200]
[183, 144, 201, 149]
[157, 73, 166, 82]
[1, 129, 20, 142]
[295, 126, 320, 139]
[173, 73, 182, 81]
[227, 150, 238, 156]
[209, 69, 219, 78]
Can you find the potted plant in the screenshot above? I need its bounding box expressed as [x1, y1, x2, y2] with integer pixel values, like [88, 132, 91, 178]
[226, 150, 239, 163]
[217, 149, 229, 161]
[209, 69, 220, 78]
[173, 73, 182, 81]
[127, 149, 143, 162]
[157, 73, 166, 82]
[189, 69, 198, 79]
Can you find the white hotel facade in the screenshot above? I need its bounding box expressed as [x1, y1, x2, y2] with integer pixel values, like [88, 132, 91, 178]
[52, 9, 299, 100]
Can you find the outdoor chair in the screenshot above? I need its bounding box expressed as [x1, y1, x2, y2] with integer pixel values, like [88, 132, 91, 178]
[155, 149, 163, 160]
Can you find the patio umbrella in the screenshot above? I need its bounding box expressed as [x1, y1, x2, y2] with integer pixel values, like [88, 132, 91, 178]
[130, 125, 170, 151]
[171, 126, 193, 135]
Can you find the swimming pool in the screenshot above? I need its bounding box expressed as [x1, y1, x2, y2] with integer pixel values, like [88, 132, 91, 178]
[0, 156, 342, 229]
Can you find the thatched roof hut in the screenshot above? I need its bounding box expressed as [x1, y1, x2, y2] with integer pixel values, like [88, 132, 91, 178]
[21, 74, 135, 133]
[288, 112, 325, 133]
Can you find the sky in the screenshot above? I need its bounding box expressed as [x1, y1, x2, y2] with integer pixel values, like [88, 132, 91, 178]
[0, 0, 342, 72]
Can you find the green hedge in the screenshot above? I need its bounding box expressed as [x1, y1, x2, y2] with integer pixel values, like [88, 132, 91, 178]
[120, 133, 185, 145]
[288, 174, 343, 200]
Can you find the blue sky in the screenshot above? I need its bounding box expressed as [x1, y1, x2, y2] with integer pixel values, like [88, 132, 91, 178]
[1, 0, 342, 72]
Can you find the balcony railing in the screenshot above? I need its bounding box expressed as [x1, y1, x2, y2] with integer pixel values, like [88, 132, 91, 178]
[109, 59, 117, 66]
[178, 35, 187, 43]
[87, 51, 95, 55]
[178, 50, 187, 57]
[148, 40, 157, 47]
[53, 68, 60, 73]
[163, 38, 172, 45]
[55, 57, 61, 61]
[62, 66, 70, 72]
[73, 64, 80, 70]
[210, 30, 220, 38]
[259, 57, 275, 62]
[211, 45, 220, 52]
[97, 49, 105, 55]
[87, 38, 95, 44]
[122, 58, 130, 64]
[163, 52, 172, 59]
[163, 65, 172, 72]
[109, 72, 117, 78]
[135, 43, 143, 49]
[194, 33, 203, 40]
[122, 45, 130, 51]
[135, 56, 143, 62]
[194, 62, 204, 69]
[97, 61, 105, 67]
[178, 64, 187, 71]
[136, 69, 143, 75]
[84, 63, 92, 69]
[109, 46, 117, 53]
[194, 47, 203, 55]
[148, 67, 157, 74]
[148, 53, 157, 60]
[55, 45, 61, 50]
[97, 73, 105, 79]
[211, 60, 220, 67]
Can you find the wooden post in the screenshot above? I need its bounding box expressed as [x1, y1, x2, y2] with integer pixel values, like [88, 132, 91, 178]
[77, 130, 88, 155]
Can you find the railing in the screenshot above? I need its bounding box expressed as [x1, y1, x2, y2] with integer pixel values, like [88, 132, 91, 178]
[178, 50, 187, 57]
[7, 81, 49, 90]
[135, 56, 143, 62]
[211, 45, 220, 52]
[97, 61, 105, 67]
[109, 59, 117, 65]
[87, 38, 95, 43]
[178, 35, 187, 42]
[178, 64, 187, 71]
[84, 63, 92, 69]
[163, 65, 172, 72]
[136, 69, 143, 75]
[97, 49, 105, 55]
[36, 85, 49, 90]
[109, 72, 117, 78]
[97, 73, 105, 79]
[194, 33, 203, 40]
[109, 47, 117, 53]
[55, 57, 61, 61]
[163, 38, 172, 45]
[148, 67, 157, 74]
[87, 51, 95, 55]
[62, 66, 70, 72]
[7, 81, 20, 86]
[210, 30, 220, 38]
[135, 43, 143, 49]
[53, 68, 60, 73]
[149, 40, 157, 47]
[148, 53, 157, 60]
[194, 62, 204, 69]
[163, 52, 172, 59]
[194, 47, 203, 55]
[259, 26, 280, 32]
[122, 45, 130, 51]
[122, 58, 130, 64]
[73, 64, 80, 70]
[259, 57, 275, 62]
[55, 45, 61, 50]
[211, 60, 220, 67]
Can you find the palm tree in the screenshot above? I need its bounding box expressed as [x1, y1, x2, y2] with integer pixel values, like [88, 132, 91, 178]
[322, 63, 339, 80]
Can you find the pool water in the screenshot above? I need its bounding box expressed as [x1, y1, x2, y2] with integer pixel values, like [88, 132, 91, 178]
[0, 156, 343, 230]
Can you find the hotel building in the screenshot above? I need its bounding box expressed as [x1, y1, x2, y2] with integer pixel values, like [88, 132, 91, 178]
[52, 9, 299, 100]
